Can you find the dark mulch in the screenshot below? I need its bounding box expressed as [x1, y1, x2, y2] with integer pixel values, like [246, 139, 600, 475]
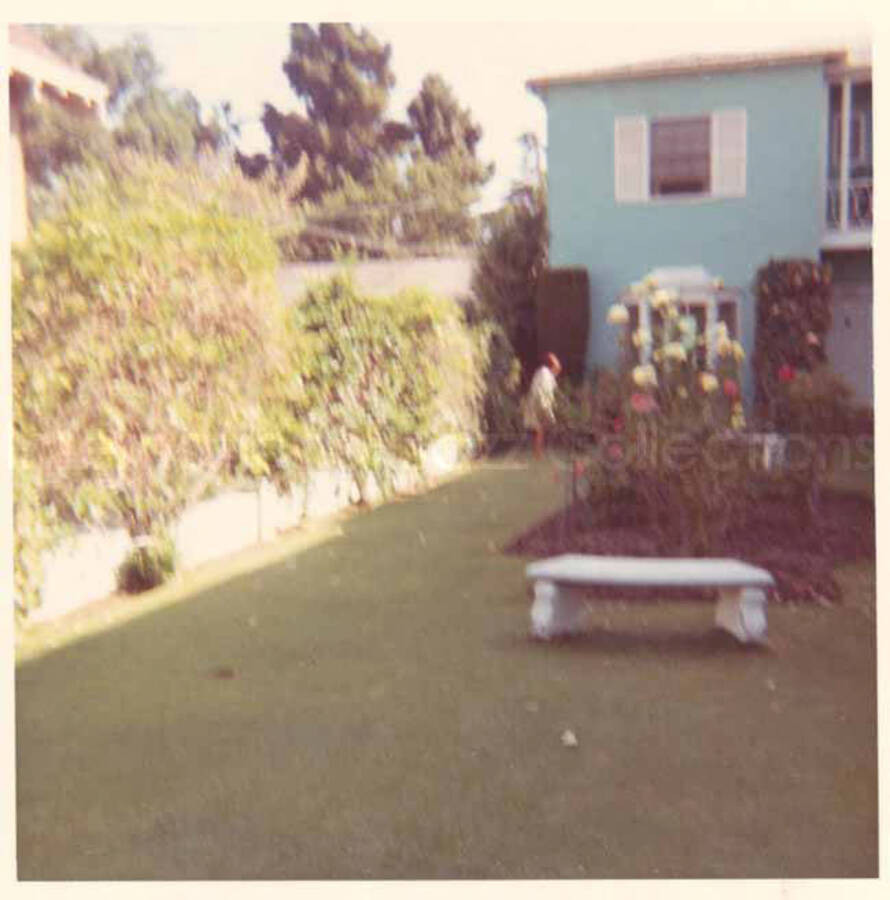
[504, 489, 875, 604]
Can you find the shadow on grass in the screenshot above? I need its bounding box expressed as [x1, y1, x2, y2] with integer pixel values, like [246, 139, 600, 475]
[492, 626, 773, 658]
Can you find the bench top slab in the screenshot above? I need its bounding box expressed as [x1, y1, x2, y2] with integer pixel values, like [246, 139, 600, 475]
[526, 555, 774, 589]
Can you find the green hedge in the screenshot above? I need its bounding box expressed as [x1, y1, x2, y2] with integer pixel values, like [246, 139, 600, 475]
[13, 156, 492, 612]
[535, 267, 590, 382]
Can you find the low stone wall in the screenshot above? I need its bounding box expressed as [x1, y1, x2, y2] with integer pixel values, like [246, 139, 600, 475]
[29, 434, 464, 623]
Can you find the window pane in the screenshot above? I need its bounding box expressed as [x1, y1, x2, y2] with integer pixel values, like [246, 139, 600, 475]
[650, 116, 710, 196]
[717, 300, 739, 340]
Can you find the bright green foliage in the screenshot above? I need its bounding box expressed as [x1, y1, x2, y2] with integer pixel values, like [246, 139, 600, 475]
[13, 157, 493, 612]
[472, 183, 549, 378]
[752, 258, 833, 423]
[12, 155, 285, 607]
[265, 272, 485, 497]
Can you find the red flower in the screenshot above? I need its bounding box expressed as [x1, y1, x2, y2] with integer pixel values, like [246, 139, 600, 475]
[606, 441, 624, 462]
[722, 378, 740, 399]
[612, 416, 624, 433]
[778, 364, 795, 383]
[630, 392, 657, 414]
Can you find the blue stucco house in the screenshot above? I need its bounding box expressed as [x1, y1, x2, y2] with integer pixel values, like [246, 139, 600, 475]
[528, 47, 873, 404]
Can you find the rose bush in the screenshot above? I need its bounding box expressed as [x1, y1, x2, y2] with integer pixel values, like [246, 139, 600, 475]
[582, 278, 754, 555]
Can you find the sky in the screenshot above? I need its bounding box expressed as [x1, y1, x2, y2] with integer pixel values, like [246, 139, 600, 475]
[66, 4, 877, 212]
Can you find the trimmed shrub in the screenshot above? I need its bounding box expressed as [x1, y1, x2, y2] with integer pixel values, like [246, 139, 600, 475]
[752, 258, 832, 423]
[116, 531, 177, 594]
[535, 267, 590, 383]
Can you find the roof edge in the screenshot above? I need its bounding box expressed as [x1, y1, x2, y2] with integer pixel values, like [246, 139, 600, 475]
[527, 47, 850, 94]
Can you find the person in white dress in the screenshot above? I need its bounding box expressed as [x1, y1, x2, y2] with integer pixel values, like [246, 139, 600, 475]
[522, 352, 562, 458]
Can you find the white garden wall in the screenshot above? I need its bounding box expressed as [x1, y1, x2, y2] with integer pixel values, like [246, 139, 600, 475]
[28, 435, 465, 623]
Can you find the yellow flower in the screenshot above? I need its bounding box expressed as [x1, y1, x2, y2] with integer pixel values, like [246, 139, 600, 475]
[678, 386, 689, 399]
[716, 335, 733, 358]
[715, 321, 729, 340]
[730, 401, 746, 431]
[712, 277, 725, 290]
[644, 275, 657, 290]
[631, 328, 651, 348]
[699, 372, 718, 393]
[607, 303, 630, 325]
[651, 288, 676, 309]
[732, 340, 746, 362]
[632, 364, 658, 388]
[663, 341, 687, 362]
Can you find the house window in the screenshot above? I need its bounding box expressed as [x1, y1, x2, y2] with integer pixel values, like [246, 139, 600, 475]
[650, 116, 711, 196]
[615, 109, 746, 203]
[622, 293, 740, 370]
[717, 299, 739, 339]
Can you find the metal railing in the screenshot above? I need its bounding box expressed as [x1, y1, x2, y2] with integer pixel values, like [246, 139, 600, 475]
[826, 176, 873, 230]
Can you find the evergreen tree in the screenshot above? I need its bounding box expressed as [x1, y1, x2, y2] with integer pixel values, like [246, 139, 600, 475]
[260, 23, 412, 200]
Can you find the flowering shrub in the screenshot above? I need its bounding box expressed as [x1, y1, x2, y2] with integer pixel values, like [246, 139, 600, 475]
[589, 278, 754, 555]
[752, 258, 832, 423]
[13, 157, 491, 614]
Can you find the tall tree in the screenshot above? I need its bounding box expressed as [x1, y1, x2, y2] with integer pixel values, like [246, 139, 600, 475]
[472, 169, 548, 377]
[259, 23, 412, 200]
[19, 26, 237, 188]
[407, 74, 482, 161]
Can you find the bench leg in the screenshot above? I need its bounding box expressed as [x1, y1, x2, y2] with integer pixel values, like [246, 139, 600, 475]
[530, 580, 587, 639]
[715, 587, 768, 644]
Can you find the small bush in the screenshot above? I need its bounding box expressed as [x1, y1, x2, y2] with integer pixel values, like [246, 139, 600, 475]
[473, 321, 524, 452]
[591, 278, 754, 555]
[116, 532, 177, 594]
[774, 364, 857, 520]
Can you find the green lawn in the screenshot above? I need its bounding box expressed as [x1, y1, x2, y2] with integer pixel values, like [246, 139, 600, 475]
[15, 457, 877, 878]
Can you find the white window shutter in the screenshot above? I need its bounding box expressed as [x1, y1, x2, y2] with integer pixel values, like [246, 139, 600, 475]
[614, 115, 649, 203]
[711, 109, 747, 198]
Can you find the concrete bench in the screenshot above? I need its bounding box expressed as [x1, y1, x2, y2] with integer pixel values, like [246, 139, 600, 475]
[526, 555, 775, 644]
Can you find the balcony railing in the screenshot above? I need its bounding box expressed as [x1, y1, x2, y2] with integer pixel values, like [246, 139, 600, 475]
[826, 176, 873, 231]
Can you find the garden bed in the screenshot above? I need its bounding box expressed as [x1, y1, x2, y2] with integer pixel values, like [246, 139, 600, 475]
[504, 486, 874, 604]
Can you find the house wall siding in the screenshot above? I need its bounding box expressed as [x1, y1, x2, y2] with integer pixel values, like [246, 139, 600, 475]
[543, 63, 828, 391]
